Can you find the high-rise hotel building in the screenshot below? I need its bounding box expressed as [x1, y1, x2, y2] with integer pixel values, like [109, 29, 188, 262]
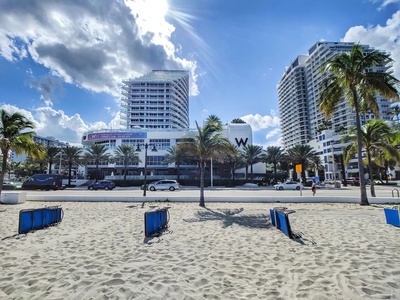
[277, 41, 394, 179]
[121, 70, 190, 129]
[278, 41, 393, 149]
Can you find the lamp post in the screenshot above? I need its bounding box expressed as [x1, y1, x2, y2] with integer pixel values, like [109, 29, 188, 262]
[136, 143, 157, 197]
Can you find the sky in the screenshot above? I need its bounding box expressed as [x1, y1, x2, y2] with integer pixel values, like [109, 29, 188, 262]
[0, 0, 399, 147]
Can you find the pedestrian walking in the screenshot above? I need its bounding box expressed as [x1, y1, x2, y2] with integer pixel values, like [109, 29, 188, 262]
[311, 181, 317, 196]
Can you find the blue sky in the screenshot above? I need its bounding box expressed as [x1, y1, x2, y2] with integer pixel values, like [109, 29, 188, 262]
[0, 0, 399, 147]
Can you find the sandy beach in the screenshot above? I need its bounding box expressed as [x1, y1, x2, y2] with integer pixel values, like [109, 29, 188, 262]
[0, 201, 399, 300]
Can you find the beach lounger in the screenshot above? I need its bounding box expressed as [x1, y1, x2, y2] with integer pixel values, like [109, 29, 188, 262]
[144, 207, 170, 237]
[18, 206, 64, 234]
[270, 207, 296, 239]
[384, 207, 400, 227]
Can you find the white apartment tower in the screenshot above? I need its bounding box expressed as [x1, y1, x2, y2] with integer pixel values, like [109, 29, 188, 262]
[121, 70, 190, 129]
[278, 41, 393, 149]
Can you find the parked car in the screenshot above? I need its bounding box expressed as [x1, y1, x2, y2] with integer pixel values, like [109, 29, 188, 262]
[273, 181, 303, 190]
[145, 180, 180, 191]
[88, 180, 115, 191]
[342, 177, 360, 186]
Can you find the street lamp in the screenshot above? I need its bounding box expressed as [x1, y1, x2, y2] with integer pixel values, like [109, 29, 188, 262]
[136, 143, 157, 196]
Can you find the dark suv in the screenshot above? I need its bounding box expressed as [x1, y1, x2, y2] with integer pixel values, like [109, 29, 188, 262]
[88, 180, 115, 191]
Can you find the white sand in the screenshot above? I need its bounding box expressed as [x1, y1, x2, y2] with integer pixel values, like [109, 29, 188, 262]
[0, 201, 399, 300]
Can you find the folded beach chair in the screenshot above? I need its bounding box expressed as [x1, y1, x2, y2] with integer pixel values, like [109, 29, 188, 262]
[144, 207, 170, 237]
[270, 207, 296, 239]
[18, 206, 64, 234]
[384, 207, 400, 227]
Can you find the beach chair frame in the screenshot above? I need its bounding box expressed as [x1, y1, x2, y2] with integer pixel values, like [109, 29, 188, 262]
[18, 206, 64, 234]
[144, 207, 170, 237]
[270, 207, 296, 239]
[383, 207, 400, 227]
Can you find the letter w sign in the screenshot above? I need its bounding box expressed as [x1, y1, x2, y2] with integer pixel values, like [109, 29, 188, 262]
[235, 138, 248, 147]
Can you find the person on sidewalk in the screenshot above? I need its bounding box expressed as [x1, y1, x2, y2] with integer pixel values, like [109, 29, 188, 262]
[311, 181, 317, 196]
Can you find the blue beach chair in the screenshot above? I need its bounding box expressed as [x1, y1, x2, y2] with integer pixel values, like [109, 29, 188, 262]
[144, 207, 170, 237]
[384, 207, 400, 227]
[18, 206, 64, 234]
[270, 207, 296, 239]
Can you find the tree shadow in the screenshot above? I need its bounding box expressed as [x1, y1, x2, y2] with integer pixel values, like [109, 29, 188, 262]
[184, 207, 273, 229]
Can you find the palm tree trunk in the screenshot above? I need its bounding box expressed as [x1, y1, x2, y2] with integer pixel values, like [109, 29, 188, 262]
[199, 160, 205, 207]
[68, 162, 72, 186]
[367, 150, 376, 197]
[49, 162, 53, 174]
[177, 164, 180, 181]
[353, 89, 369, 205]
[96, 163, 99, 182]
[250, 164, 254, 182]
[124, 164, 127, 181]
[0, 150, 8, 196]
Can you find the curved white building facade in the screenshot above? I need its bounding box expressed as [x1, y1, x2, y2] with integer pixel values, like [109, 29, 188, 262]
[81, 123, 253, 179]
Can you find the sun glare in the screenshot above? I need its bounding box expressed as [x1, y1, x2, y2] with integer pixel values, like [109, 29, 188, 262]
[125, 0, 169, 20]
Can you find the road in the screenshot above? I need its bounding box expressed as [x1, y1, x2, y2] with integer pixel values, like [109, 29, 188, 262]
[13, 183, 400, 204]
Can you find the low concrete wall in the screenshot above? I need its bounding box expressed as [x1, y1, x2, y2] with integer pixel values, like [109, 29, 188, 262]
[1, 192, 27, 204]
[25, 194, 400, 204]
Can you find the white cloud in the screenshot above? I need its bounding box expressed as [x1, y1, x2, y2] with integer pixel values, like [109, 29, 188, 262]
[342, 10, 400, 80]
[0, 104, 120, 145]
[374, 0, 400, 9]
[240, 113, 280, 131]
[262, 136, 284, 149]
[265, 128, 281, 139]
[0, 0, 199, 97]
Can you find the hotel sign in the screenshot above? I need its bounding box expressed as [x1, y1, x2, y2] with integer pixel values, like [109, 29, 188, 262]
[87, 132, 147, 141]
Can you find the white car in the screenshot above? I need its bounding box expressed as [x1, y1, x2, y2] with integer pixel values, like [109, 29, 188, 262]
[147, 180, 180, 191]
[274, 181, 303, 190]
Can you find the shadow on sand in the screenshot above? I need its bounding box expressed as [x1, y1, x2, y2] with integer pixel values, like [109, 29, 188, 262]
[184, 207, 272, 229]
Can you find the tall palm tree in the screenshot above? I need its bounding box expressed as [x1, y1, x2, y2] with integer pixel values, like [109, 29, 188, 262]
[113, 145, 140, 180]
[343, 119, 400, 197]
[180, 115, 230, 207]
[319, 44, 399, 205]
[265, 146, 284, 183]
[63, 146, 83, 186]
[162, 145, 189, 181]
[84, 144, 110, 181]
[286, 145, 319, 183]
[241, 144, 263, 182]
[46, 146, 61, 174]
[0, 109, 44, 195]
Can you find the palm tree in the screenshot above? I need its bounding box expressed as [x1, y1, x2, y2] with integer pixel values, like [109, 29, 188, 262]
[387, 104, 400, 126]
[218, 143, 245, 185]
[84, 144, 110, 181]
[180, 115, 230, 207]
[162, 145, 189, 181]
[241, 144, 263, 182]
[231, 118, 246, 124]
[114, 145, 140, 180]
[286, 145, 319, 183]
[343, 119, 400, 197]
[63, 146, 83, 185]
[265, 146, 284, 183]
[319, 44, 399, 205]
[0, 110, 45, 195]
[46, 146, 61, 174]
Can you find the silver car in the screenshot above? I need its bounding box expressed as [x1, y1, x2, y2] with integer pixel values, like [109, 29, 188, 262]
[273, 181, 303, 190]
[148, 180, 180, 191]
